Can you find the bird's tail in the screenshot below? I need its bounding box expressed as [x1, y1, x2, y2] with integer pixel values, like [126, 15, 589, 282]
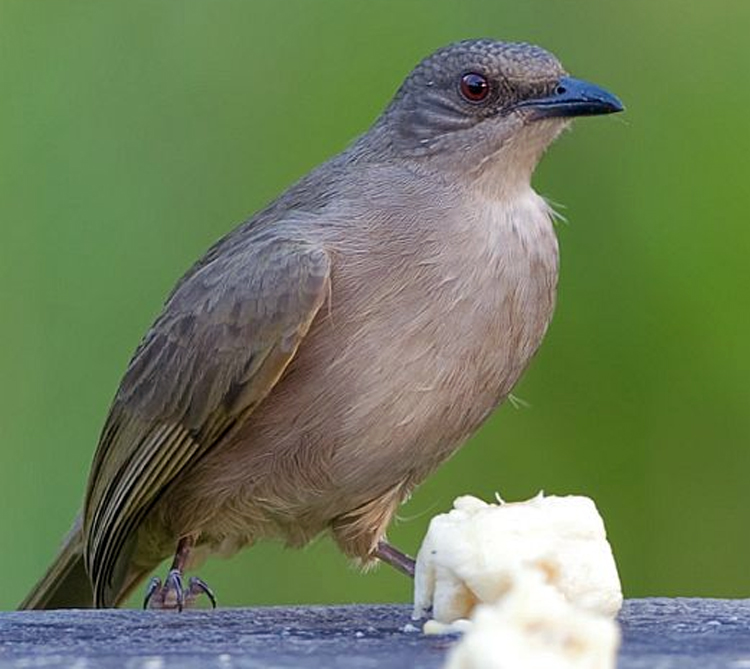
[19, 515, 94, 610]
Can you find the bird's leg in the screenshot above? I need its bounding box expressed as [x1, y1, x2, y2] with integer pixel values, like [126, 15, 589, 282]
[374, 540, 416, 578]
[143, 535, 216, 611]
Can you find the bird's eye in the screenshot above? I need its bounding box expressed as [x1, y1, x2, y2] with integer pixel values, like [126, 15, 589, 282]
[459, 72, 490, 103]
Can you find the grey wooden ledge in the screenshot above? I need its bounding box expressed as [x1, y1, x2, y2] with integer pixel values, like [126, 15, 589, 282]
[1, 599, 749, 668]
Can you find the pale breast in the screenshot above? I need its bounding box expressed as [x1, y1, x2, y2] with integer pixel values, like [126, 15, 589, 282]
[316, 187, 560, 493]
[154, 185, 559, 555]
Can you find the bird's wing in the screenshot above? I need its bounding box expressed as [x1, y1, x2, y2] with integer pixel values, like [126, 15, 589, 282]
[83, 233, 331, 606]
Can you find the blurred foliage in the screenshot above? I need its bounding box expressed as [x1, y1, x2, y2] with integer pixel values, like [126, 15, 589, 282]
[1, 0, 749, 610]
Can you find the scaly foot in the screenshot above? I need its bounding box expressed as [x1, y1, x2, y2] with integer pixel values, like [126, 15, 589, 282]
[375, 540, 416, 578]
[143, 535, 217, 611]
[143, 569, 216, 611]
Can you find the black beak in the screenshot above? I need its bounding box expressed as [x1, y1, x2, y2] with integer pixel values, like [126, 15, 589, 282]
[515, 76, 624, 119]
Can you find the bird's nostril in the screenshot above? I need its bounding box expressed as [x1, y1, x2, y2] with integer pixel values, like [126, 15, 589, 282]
[555, 85, 567, 96]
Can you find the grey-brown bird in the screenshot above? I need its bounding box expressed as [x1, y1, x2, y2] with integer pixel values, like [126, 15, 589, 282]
[21, 39, 622, 610]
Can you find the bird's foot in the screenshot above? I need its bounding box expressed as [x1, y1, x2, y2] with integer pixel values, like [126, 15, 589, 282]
[375, 540, 416, 578]
[143, 569, 217, 611]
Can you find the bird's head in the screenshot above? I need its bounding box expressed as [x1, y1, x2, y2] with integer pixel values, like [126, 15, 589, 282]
[377, 39, 623, 196]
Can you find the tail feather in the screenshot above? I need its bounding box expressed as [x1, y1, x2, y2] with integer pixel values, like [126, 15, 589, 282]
[19, 516, 93, 610]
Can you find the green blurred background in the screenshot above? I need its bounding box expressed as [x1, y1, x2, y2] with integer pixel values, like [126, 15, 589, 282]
[1, 0, 749, 610]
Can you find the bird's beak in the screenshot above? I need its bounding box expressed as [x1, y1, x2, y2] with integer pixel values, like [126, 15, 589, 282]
[515, 76, 624, 119]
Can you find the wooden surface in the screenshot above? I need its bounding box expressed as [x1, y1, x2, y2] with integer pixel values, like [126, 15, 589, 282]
[1, 599, 750, 668]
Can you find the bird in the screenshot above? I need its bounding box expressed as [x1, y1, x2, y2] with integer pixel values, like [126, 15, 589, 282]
[20, 38, 622, 610]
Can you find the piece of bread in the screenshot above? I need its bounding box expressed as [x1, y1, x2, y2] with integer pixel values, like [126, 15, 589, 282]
[413, 493, 622, 623]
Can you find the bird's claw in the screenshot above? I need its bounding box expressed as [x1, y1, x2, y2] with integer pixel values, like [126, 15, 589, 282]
[187, 576, 217, 608]
[143, 569, 216, 611]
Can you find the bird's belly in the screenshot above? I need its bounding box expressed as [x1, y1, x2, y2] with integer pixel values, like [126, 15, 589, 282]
[156, 195, 558, 554]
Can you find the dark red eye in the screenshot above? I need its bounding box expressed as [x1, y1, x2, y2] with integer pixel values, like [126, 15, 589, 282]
[459, 72, 490, 103]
